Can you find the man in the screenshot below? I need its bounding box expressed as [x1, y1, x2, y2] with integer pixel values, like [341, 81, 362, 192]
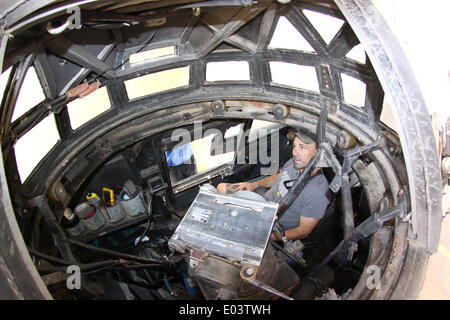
[217, 129, 330, 242]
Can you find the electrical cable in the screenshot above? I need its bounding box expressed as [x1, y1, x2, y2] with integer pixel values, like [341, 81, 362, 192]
[66, 238, 167, 265]
[92, 31, 156, 81]
[28, 247, 124, 274]
[135, 192, 153, 245]
[31, 247, 169, 275]
[36, 260, 122, 274]
[87, 262, 172, 274]
[28, 247, 75, 266]
[163, 274, 175, 295]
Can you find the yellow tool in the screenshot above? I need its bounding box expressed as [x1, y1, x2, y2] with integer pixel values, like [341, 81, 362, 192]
[86, 193, 100, 204]
[102, 187, 115, 206]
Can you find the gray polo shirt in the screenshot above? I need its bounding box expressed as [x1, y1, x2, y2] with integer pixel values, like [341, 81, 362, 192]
[263, 159, 330, 230]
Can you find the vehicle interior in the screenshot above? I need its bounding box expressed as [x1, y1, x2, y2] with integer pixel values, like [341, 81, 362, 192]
[0, 0, 443, 300]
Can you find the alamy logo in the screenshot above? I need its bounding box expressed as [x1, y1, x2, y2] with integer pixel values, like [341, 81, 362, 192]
[67, 7, 82, 30]
[66, 265, 81, 289]
[366, 265, 381, 290]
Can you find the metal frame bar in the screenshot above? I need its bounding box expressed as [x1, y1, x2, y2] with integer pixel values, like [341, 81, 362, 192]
[333, 0, 442, 253]
[45, 35, 116, 79]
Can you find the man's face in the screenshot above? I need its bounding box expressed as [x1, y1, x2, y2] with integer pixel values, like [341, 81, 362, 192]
[292, 136, 317, 170]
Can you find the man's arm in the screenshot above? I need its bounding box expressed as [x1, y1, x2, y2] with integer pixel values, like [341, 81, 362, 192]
[217, 172, 281, 194]
[270, 216, 320, 241]
[251, 172, 282, 189]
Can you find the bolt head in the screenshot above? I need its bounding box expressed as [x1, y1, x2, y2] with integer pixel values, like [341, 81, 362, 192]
[244, 267, 255, 276]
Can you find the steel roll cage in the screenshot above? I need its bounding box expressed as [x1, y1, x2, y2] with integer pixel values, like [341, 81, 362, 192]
[0, 0, 442, 299]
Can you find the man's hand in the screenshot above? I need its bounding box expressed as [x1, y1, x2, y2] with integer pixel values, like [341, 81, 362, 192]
[270, 216, 320, 242]
[217, 172, 281, 194]
[229, 182, 255, 193]
[217, 182, 255, 194]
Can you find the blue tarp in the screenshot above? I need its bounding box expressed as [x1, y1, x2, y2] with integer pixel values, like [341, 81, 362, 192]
[165, 143, 193, 166]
